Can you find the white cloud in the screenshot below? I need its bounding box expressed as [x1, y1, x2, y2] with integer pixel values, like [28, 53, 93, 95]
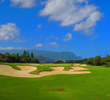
[10, 0, 36, 8]
[40, 0, 102, 35]
[0, 47, 22, 50]
[63, 33, 72, 41]
[0, 23, 19, 40]
[74, 11, 102, 34]
[36, 43, 43, 47]
[47, 35, 54, 39]
[48, 42, 59, 48]
[90, 35, 98, 40]
[47, 35, 60, 40]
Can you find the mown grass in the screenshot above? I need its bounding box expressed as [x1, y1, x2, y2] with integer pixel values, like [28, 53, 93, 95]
[1, 65, 110, 100]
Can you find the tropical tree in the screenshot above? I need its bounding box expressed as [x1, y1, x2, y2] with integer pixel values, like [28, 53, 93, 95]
[93, 55, 101, 66]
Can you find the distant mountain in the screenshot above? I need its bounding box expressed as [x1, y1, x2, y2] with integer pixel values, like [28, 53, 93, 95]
[0, 50, 82, 60]
[35, 55, 54, 63]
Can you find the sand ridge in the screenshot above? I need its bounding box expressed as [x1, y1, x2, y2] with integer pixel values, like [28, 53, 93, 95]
[0, 64, 91, 78]
[71, 67, 88, 71]
[29, 64, 43, 66]
[18, 66, 37, 72]
[80, 64, 87, 67]
[39, 67, 90, 77]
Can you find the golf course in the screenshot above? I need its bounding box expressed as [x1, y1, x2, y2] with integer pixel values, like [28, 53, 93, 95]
[0, 0, 109, 99]
[0, 63, 110, 100]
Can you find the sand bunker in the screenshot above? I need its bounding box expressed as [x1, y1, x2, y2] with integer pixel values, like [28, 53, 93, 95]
[17, 66, 37, 72]
[71, 67, 88, 71]
[74, 63, 81, 66]
[39, 67, 90, 77]
[29, 64, 42, 66]
[80, 64, 87, 67]
[0, 65, 37, 77]
[0, 65, 91, 78]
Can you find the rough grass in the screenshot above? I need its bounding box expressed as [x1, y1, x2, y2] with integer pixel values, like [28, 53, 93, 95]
[1, 65, 110, 100]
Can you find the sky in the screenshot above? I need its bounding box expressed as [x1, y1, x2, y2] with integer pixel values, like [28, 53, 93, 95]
[0, 0, 110, 58]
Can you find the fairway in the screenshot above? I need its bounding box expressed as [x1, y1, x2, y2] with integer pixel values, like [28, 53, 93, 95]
[0, 0, 108, 99]
[0, 64, 110, 100]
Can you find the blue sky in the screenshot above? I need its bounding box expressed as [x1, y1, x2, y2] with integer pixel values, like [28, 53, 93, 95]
[0, 0, 110, 58]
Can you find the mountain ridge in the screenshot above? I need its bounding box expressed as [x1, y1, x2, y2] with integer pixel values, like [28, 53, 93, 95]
[0, 50, 82, 60]
[35, 55, 54, 63]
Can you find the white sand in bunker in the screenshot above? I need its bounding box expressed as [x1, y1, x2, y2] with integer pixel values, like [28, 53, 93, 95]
[17, 66, 37, 72]
[0, 65, 91, 78]
[0, 65, 37, 77]
[74, 63, 81, 66]
[29, 64, 42, 66]
[80, 64, 87, 67]
[39, 67, 90, 77]
[71, 67, 88, 71]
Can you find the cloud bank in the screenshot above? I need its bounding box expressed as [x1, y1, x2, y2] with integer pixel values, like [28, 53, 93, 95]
[0, 47, 22, 50]
[40, 0, 102, 35]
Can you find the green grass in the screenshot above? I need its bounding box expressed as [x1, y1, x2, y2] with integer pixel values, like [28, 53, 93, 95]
[1, 64, 110, 100]
[30, 65, 53, 74]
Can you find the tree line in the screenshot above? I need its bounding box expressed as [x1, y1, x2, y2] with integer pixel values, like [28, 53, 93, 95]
[82, 55, 110, 66]
[0, 50, 40, 63]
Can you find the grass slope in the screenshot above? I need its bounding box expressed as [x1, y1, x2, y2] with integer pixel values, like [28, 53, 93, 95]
[0, 65, 110, 100]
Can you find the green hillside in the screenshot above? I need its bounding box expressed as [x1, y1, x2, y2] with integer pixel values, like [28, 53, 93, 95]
[35, 55, 54, 63]
[0, 50, 82, 60]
